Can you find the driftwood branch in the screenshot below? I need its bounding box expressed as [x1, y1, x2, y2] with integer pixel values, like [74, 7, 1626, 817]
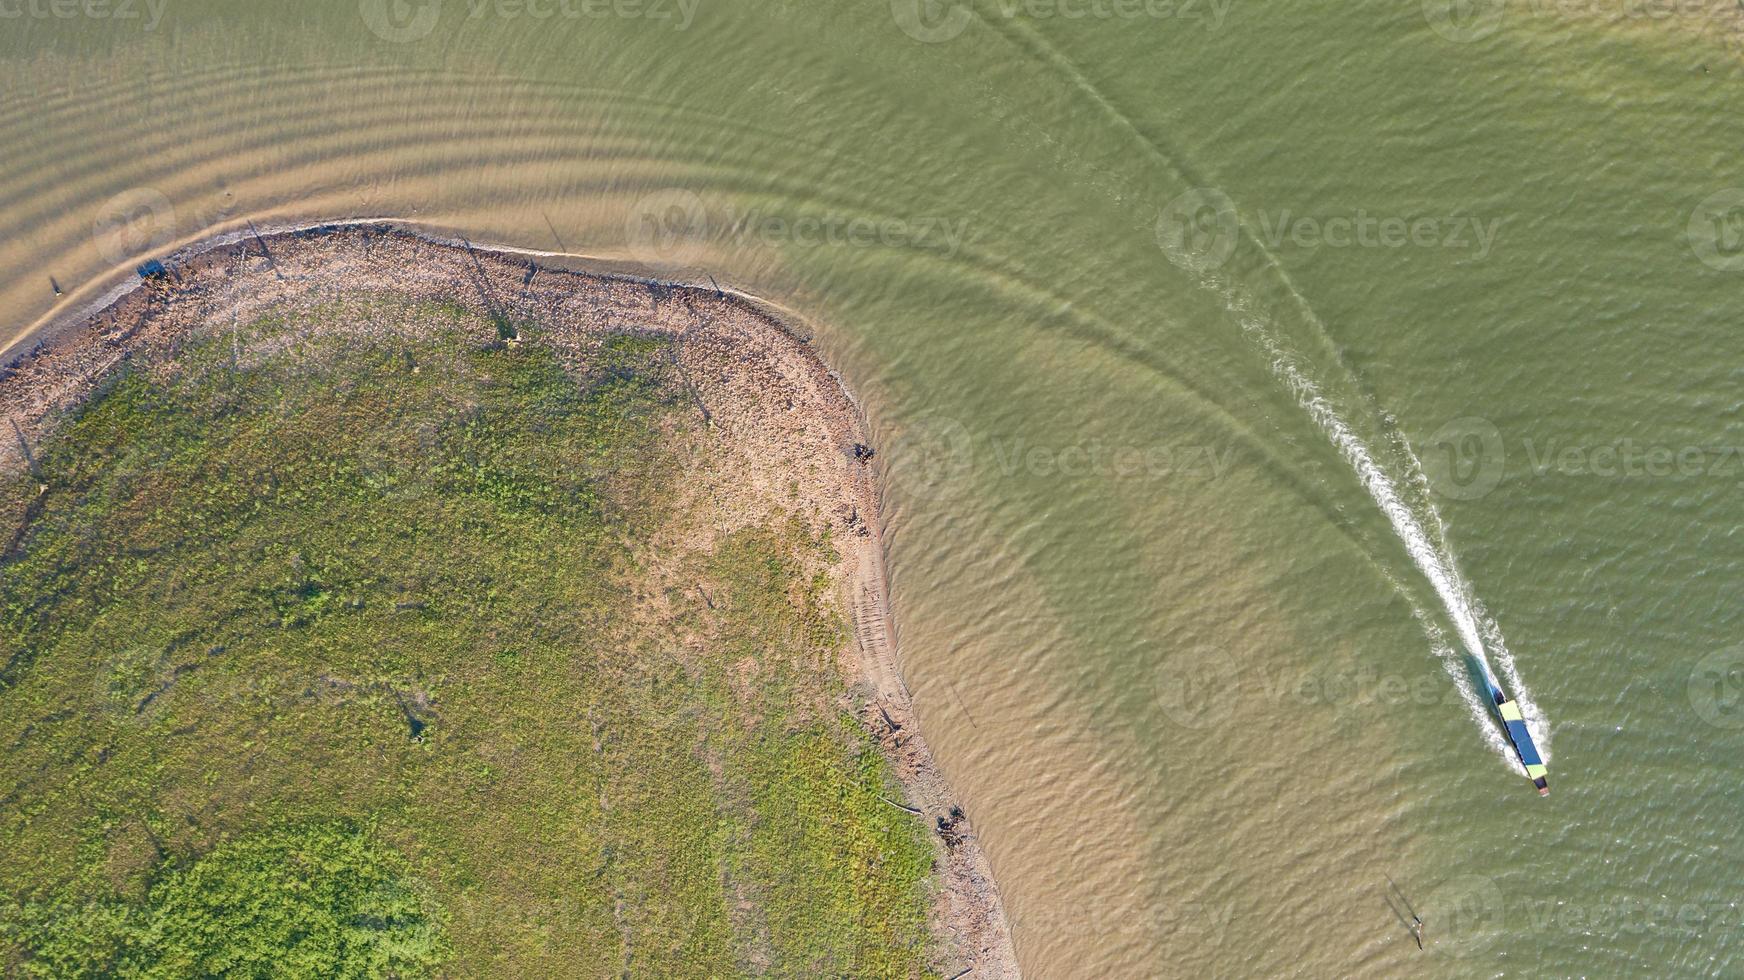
[876, 795, 922, 816]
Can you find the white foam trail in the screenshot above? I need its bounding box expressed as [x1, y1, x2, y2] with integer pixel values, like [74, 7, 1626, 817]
[1397, 433, 1550, 756]
[1265, 336, 1552, 762]
[1269, 349, 1483, 650]
[1201, 275, 1548, 767]
[1380, 569, 1522, 770]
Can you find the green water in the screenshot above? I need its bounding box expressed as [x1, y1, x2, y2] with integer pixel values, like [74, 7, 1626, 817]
[4, 2, 1742, 975]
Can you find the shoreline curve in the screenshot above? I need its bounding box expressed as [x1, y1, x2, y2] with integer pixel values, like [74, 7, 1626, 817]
[0, 221, 1020, 977]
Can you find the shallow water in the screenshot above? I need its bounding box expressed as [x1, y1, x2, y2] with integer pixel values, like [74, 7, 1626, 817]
[5, 3, 1744, 975]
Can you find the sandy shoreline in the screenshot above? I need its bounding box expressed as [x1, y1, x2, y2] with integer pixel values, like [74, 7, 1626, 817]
[0, 223, 1018, 977]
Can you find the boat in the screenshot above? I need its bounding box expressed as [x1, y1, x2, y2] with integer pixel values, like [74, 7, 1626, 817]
[1485, 676, 1549, 796]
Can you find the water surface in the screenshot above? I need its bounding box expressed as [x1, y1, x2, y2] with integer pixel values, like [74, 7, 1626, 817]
[4, 3, 1742, 974]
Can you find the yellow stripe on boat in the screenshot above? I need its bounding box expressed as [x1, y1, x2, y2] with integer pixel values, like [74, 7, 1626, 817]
[1499, 701, 1524, 722]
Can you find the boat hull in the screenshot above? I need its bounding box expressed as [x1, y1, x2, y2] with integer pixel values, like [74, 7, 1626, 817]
[1489, 685, 1549, 796]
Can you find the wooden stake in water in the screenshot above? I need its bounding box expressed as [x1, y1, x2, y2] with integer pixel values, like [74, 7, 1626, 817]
[1385, 875, 1424, 950]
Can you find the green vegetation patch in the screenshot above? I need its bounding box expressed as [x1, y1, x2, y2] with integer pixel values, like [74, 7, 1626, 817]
[0, 302, 937, 977]
[5, 822, 446, 979]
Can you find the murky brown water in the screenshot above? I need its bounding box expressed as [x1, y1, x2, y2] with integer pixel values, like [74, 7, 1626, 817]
[6, 3, 1744, 975]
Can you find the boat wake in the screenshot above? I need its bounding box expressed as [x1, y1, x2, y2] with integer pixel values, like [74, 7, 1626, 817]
[1396, 595, 1521, 773]
[1198, 273, 1549, 771]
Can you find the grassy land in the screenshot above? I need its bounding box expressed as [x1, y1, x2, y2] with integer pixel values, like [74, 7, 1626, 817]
[0, 305, 937, 977]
